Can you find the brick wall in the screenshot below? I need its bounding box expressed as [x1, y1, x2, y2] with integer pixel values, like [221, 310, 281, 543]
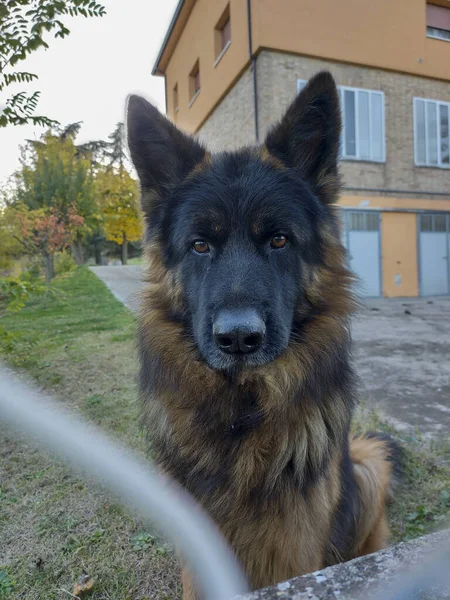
[197, 50, 450, 195]
[256, 50, 450, 195]
[196, 66, 256, 151]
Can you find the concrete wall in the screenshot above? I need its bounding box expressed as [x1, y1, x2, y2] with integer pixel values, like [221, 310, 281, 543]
[241, 529, 450, 600]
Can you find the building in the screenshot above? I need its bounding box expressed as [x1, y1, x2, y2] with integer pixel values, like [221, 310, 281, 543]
[152, 0, 450, 297]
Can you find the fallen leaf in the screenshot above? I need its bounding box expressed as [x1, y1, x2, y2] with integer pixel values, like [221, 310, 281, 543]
[73, 572, 94, 596]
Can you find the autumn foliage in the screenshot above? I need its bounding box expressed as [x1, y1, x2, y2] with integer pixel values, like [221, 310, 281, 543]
[96, 167, 142, 264]
[0, 120, 143, 278]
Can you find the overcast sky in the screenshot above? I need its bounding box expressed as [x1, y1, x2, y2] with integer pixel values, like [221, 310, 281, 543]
[0, 0, 178, 185]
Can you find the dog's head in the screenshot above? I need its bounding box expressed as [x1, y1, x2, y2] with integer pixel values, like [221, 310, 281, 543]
[128, 71, 346, 372]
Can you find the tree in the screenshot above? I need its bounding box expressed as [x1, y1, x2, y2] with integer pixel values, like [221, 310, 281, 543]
[96, 167, 142, 265]
[10, 125, 100, 269]
[0, 0, 106, 128]
[104, 122, 128, 172]
[5, 203, 83, 282]
[17, 123, 104, 265]
[0, 203, 23, 271]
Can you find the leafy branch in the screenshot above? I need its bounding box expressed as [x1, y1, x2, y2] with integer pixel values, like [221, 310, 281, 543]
[0, 0, 106, 127]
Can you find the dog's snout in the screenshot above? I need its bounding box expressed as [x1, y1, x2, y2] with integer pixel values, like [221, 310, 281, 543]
[213, 310, 265, 354]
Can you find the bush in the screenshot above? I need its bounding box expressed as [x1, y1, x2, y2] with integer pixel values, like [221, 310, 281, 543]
[0, 275, 46, 312]
[55, 251, 77, 276]
[0, 268, 63, 313]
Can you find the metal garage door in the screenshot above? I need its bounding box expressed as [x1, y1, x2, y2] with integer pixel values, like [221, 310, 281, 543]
[419, 214, 449, 296]
[345, 211, 382, 297]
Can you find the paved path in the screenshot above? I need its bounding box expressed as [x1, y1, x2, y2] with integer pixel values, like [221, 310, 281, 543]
[90, 265, 143, 311]
[91, 266, 450, 441]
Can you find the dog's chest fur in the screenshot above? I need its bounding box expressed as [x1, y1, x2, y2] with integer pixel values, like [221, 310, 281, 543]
[140, 340, 349, 586]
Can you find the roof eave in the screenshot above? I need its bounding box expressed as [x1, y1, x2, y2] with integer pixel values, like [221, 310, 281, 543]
[151, 0, 186, 76]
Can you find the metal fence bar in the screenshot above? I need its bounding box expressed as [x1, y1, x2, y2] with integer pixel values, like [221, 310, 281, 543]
[0, 366, 249, 600]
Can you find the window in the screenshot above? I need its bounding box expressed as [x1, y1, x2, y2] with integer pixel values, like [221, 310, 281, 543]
[297, 80, 385, 162]
[189, 60, 200, 104]
[349, 211, 380, 232]
[173, 83, 179, 114]
[214, 4, 231, 64]
[414, 97, 450, 168]
[426, 4, 450, 41]
[420, 214, 448, 232]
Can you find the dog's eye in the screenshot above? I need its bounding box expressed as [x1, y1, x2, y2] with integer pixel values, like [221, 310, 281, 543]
[192, 240, 210, 254]
[270, 234, 287, 249]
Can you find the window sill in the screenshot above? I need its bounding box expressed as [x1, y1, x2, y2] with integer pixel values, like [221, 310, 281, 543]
[427, 33, 450, 43]
[213, 40, 231, 67]
[414, 162, 450, 170]
[188, 90, 200, 108]
[341, 157, 386, 165]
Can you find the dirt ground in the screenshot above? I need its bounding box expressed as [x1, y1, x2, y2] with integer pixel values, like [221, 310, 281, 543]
[91, 266, 450, 442]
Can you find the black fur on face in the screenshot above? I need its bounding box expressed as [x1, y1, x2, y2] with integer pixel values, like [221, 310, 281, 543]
[127, 71, 342, 372]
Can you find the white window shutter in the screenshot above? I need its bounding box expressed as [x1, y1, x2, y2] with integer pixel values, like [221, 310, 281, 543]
[414, 99, 427, 165]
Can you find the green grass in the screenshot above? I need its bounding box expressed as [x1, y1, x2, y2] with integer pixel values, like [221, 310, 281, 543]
[127, 256, 144, 265]
[0, 267, 449, 598]
[0, 268, 180, 599]
[353, 408, 450, 542]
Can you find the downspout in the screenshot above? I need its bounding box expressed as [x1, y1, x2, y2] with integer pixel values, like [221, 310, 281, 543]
[164, 71, 168, 116]
[246, 0, 259, 142]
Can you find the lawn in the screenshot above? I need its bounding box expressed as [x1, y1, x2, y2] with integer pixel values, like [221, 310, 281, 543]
[1, 267, 449, 599]
[0, 268, 179, 600]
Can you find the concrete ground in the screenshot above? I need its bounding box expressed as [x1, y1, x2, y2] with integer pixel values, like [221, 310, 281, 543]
[90, 265, 142, 311]
[353, 295, 450, 441]
[91, 266, 450, 442]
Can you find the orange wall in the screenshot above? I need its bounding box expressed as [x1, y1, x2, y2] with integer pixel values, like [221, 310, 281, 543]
[339, 195, 450, 297]
[165, 0, 250, 131]
[251, 0, 450, 83]
[381, 213, 419, 297]
[160, 0, 450, 133]
[338, 195, 450, 212]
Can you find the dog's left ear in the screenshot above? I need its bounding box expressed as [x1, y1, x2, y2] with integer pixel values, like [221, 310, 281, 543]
[265, 71, 341, 204]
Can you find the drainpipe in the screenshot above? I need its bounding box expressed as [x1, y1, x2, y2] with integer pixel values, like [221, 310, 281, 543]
[246, 0, 259, 142]
[164, 72, 168, 116]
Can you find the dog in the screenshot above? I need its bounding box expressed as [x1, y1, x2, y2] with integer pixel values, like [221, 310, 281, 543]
[127, 71, 401, 598]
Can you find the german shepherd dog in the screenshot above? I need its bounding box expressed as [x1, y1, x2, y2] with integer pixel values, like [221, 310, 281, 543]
[127, 71, 401, 598]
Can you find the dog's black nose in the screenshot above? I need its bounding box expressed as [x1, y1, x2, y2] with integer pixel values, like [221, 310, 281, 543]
[213, 310, 265, 354]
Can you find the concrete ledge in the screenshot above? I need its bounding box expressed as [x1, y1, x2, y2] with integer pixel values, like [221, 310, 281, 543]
[240, 529, 450, 599]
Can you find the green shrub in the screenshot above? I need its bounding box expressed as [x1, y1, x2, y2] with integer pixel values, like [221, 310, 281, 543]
[55, 251, 77, 276]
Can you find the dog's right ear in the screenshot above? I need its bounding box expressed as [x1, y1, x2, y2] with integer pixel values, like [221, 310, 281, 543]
[126, 95, 206, 219]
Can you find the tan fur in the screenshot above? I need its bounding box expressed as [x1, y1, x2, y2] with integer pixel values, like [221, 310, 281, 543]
[259, 146, 287, 170]
[350, 436, 394, 555]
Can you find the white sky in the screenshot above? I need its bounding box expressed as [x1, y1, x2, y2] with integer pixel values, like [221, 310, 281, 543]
[0, 0, 178, 185]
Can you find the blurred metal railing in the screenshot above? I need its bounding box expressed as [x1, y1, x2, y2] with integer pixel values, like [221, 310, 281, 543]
[0, 366, 248, 600]
[1, 365, 450, 600]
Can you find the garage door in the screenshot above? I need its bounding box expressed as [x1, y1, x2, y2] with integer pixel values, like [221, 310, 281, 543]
[345, 211, 382, 297]
[419, 214, 449, 296]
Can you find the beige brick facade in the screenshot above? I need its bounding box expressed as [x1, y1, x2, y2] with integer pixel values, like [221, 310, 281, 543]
[199, 50, 450, 197]
[197, 67, 255, 152]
